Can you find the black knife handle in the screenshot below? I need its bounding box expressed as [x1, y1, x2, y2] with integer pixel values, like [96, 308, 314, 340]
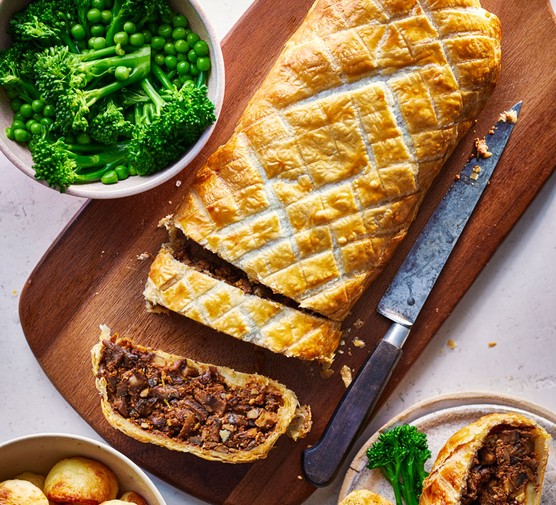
[302, 338, 402, 487]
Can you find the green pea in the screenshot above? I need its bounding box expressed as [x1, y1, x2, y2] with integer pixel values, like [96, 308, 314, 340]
[164, 42, 176, 55]
[187, 49, 197, 63]
[142, 30, 152, 44]
[151, 36, 165, 50]
[101, 170, 118, 184]
[129, 32, 144, 47]
[43, 104, 55, 117]
[172, 14, 188, 28]
[91, 24, 106, 36]
[30, 122, 44, 135]
[5, 127, 15, 141]
[175, 39, 189, 54]
[31, 99, 45, 114]
[20, 103, 33, 118]
[71, 24, 86, 40]
[76, 132, 91, 144]
[91, 0, 105, 9]
[193, 40, 209, 57]
[113, 31, 129, 45]
[10, 98, 23, 112]
[171, 78, 181, 88]
[115, 66, 131, 81]
[114, 164, 129, 180]
[33, 113, 42, 122]
[165, 55, 178, 70]
[180, 74, 193, 84]
[177, 53, 188, 61]
[101, 9, 112, 24]
[196, 56, 211, 72]
[123, 21, 136, 34]
[154, 53, 165, 66]
[5, 88, 18, 99]
[87, 37, 96, 48]
[12, 119, 26, 130]
[87, 8, 102, 24]
[158, 24, 172, 38]
[25, 119, 37, 130]
[172, 27, 187, 40]
[40, 117, 54, 127]
[186, 32, 200, 46]
[92, 37, 107, 49]
[13, 128, 30, 143]
[128, 165, 137, 176]
[177, 60, 190, 75]
[189, 64, 199, 76]
[13, 112, 24, 121]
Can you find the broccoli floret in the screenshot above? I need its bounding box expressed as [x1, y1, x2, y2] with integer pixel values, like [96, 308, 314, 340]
[36, 45, 151, 134]
[29, 133, 129, 191]
[127, 65, 215, 175]
[9, 0, 80, 53]
[0, 43, 41, 103]
[366, 424, 431, 505]
[89, 97, 133, 144]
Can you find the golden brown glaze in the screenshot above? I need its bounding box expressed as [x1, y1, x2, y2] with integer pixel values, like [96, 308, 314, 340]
[149, 0, 501, 359]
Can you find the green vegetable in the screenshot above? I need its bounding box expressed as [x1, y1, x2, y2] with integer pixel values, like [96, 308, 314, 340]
[366, 424, 431, 505]
[1, 0, 216, 191]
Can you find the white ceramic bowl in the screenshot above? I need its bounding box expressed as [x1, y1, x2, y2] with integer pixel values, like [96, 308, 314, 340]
[0, 0, 225, 199]
[0, 433, 167, 504]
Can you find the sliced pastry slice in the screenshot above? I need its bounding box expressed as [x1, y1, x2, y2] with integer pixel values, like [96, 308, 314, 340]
[144, 237, 342, 363]
[91, 328, 312, 463]
[419, 412, 551, 505]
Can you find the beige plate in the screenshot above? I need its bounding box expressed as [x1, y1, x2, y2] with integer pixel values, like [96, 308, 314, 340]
[338, 392, 556, 504]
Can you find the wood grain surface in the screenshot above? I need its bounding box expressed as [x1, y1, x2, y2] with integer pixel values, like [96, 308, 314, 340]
[19, 1, 556, 504]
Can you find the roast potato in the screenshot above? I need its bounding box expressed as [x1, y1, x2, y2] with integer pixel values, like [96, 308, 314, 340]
[0, 479, 49, 505]
[44, 456, 118, 504]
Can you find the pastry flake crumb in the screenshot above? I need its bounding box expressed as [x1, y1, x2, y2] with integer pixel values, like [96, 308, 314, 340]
[353, 337, 366, 348]
[320, 363, 335, 379]
[499, 109, 518, 124]
[447, 338, 457, 350]
[340, 365, 353, 388]
[474, 138, 493, 159]
[136, 252, 150, 261]
[175, 180, 182, 187]
[157, 214, 174, 228]
[353, 319, 365, 329]
[488, 341, 497, 348]
[297, 475, 303, 480]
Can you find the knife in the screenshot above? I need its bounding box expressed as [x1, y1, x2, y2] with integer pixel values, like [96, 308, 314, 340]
[302, 101, 523, 487]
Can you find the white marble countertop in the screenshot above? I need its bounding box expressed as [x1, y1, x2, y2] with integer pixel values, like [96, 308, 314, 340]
[1, 2, 555, 504]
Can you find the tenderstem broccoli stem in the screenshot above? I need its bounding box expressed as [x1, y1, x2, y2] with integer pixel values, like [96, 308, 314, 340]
[151, 62, 173, 91]
[140, 76, 166, 114]
[73, 160, 121, 183]
[80, 46, 151, 80]
[68, 143, 128, 169]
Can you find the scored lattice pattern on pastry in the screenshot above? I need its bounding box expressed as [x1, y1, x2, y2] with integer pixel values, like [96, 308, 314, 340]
[171, 0, 501, 321]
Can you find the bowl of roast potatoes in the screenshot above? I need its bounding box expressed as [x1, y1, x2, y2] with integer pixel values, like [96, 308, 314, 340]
[0, 433, 167, 505]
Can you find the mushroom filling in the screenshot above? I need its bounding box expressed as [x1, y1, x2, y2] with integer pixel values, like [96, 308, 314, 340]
[461, 425, 539, 504]
[173, 237, 319, 315]
[98, 339, 285, 452]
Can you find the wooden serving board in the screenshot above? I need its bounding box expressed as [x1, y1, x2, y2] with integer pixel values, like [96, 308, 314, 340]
[19, 1, 556, 504]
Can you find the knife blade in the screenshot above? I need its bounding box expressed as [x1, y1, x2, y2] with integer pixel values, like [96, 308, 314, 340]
[302, 101, 523, 487]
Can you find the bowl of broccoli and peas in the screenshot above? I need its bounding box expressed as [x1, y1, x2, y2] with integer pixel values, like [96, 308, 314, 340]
[0, 0, 225, 198]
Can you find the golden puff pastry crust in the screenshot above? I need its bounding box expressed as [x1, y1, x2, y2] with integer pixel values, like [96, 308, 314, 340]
[91, 329, 312, 464]
[169, 0, 501, 322]
[419, 412, 551, 505]
[144, 246, 342, 363]
[340, 489, 394, 505]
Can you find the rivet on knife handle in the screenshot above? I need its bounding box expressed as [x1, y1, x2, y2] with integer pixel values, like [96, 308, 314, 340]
[302, 323, 410, 487]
